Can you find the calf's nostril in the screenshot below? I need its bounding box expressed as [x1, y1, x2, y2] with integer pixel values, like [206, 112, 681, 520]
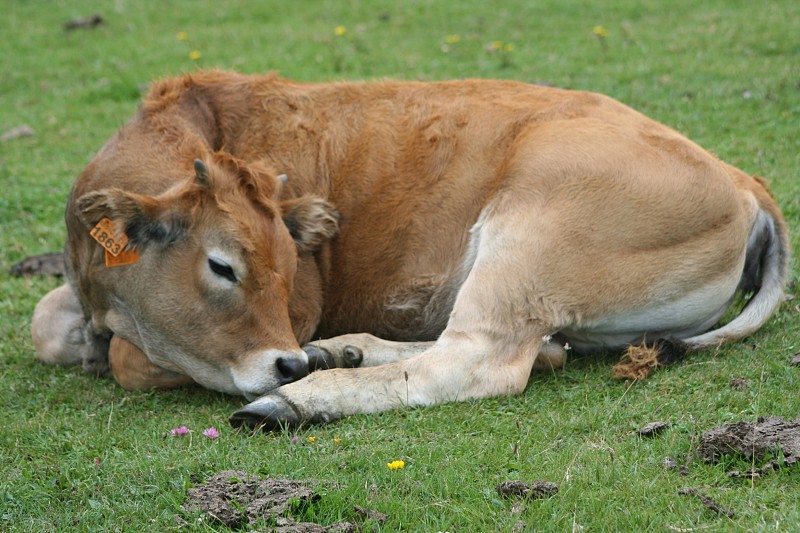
[275, 357, 309, 385]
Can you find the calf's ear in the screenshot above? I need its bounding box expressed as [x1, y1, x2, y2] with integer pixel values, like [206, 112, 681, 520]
[281, 196, 340, 253]
[77, 188, 186, 248]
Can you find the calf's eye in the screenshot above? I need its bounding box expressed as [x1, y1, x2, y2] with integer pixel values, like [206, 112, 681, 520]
[208, 257, 238, 284]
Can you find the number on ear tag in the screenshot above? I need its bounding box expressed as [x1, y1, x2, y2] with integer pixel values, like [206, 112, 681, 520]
[90, 218, 129, 257]
[90, 218, 140, 267]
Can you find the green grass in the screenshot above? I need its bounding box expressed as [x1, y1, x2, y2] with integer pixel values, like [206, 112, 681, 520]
[1, 0, 799, 530]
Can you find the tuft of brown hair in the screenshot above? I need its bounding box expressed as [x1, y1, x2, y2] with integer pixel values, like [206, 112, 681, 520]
[612, 343, 661, 380]
[611, 339, 688, 380]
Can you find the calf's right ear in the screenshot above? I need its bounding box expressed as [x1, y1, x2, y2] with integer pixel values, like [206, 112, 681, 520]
[281, 196, 340, 253]
[77, 188, 187, 248]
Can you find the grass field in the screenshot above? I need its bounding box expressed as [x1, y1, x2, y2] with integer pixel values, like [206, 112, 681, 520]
[1, 0, 799, 530]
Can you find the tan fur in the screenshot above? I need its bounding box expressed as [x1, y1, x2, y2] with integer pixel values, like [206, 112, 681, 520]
[31, 71, 789, 425]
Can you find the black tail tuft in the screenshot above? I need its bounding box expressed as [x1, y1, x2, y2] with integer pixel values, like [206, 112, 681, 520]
[654, 338, 689, 366]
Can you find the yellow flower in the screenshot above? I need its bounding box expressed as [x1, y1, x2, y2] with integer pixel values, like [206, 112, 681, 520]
[387, 460, 405, 470]
[593, 25, 609, 38]
[176, 31, 188, 41]
[189, 50, 201, 60]
[334, 26, 347, 37]
[503, 43, 514, 52]
[334, 437, 341, 444]
[491, 40, 503, 50]
[308, 436, 316, 443]
[445, 34, 460, 44]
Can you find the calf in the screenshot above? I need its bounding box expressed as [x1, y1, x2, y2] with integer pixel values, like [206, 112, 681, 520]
[31, 71, 789, 429]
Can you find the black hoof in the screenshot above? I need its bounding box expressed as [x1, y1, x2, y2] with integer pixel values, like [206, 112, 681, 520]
[303, 344, 335, 371]
[229, 393, 303, 431]
[343, 345, 363, 368]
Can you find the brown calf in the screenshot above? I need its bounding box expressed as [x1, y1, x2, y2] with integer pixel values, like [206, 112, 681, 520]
[31, 71, 789, 429]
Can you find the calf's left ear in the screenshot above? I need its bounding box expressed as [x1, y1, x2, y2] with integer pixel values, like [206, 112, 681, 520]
[281, 196, 340, 253]
[77, 188, 186, 248]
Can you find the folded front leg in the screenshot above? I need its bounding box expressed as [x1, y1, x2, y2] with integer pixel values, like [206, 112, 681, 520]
[303, 332, 566, 371]
[303, 333, 433, 370]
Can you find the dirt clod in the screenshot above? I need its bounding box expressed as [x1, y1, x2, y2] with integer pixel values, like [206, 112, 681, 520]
[0, 124, 34, 142]
[496, 480, 559, 500]
[353, 505, 387, 523]
[183, 470, 352, 531]
[64, 14, 104, 31]
[698, 416, 800, 478]
[9, 252, 65, 277]
[790, 352, 800, 367]
[678, 487, 735, 518]
[729, 377, 751, 390]
[637, 421, 670, 437]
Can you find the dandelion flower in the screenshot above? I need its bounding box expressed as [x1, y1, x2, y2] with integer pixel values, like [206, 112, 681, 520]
[491, 40, 503, 50]
[189, 50, 202, 60]
[176, 31, 188, 41]
[503, 43, 514, 52]
[445, 34, 461, 44]
[170, 425, 189, 437]
[593, 25, 609, 38]
[334, 26, 347, 37]
[334, 437, 341, 445]
[387, 460, 405, 470]
[308, 436, 316, 443]
[202, 427, 220, 439]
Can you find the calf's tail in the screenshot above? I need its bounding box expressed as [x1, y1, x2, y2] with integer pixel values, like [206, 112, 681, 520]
[682, 205, 789, 351]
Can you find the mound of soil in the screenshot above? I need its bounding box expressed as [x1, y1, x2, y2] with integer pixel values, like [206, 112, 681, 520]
[183, 470, 355, 531]
[699, 416, 800, 478]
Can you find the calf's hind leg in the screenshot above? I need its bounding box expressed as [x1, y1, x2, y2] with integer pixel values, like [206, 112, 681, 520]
[32, 283, 109, 375]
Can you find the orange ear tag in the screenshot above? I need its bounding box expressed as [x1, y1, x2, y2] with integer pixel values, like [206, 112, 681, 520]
[89, 218, 140, 267]
[105, 247, 140, 267]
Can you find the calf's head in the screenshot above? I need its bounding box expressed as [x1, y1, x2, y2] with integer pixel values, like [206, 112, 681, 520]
[73, 153, 338, 398]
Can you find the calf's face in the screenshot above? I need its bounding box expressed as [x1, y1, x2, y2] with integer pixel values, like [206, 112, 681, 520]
[75, 154, 338, 398]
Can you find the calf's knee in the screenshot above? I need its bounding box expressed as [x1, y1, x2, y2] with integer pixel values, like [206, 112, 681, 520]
[32, 284, 88, 366]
